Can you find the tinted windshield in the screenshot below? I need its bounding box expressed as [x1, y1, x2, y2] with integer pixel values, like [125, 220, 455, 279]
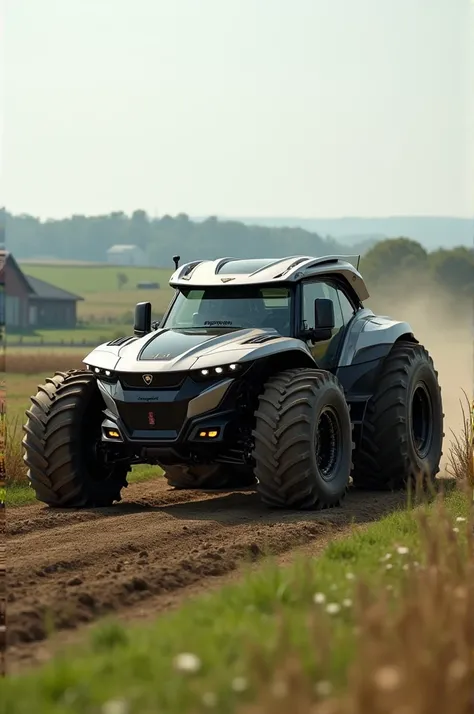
[163, 286, 292, 336]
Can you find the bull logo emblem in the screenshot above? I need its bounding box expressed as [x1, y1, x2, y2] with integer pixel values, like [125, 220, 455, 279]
[143, 374, 153, 385]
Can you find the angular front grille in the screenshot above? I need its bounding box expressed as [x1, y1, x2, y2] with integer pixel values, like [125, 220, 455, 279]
[116, 402, 188, 432]
[118, 372, 186, 389]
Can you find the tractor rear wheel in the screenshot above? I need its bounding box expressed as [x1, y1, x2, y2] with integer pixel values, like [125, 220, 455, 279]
[252, 368, 352, 509]
[352, 341, 444, 490]
[23, 370, 130, 507]
[163, 463, 256, 490]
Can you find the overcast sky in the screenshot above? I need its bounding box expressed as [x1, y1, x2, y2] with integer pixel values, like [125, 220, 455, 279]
[2, 0, 473, 219]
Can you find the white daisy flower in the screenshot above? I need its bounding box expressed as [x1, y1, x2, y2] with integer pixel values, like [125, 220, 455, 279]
[313, 592, 326, 604]
[173, 652, 201, 673]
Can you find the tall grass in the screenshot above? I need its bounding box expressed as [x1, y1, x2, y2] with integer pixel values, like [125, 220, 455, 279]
[4, 415, 26, 485]
[238, 415, 474, 714]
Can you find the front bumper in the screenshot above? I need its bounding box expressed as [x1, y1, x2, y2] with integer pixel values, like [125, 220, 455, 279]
[96, 372, 246, 463]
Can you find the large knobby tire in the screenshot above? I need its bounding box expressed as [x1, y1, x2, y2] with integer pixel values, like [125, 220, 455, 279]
[164, 463, 256, 490]
[352, 341, 444, 490]
[252, 368, 353, 510]
[22, 370, 130, 507]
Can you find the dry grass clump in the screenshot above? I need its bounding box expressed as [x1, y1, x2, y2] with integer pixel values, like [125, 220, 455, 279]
[446, 391, 474, 493]
[240, 499, 473, 714]
[240, 423, 474, 714]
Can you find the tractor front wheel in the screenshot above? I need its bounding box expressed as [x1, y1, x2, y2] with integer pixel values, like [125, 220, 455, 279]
[23, 370, 130, 507]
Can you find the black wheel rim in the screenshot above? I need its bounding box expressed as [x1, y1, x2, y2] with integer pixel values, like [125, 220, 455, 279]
[315, 406, 341, 481]
[411, 382, 433, 458]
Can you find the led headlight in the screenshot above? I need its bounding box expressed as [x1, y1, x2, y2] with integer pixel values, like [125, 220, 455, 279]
[198, 363, 242, 378]
[86, 365, 116, 380]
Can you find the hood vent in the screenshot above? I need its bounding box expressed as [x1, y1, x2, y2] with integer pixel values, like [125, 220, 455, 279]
[107, 335, 137, 347]
[243, 333, 281, 345]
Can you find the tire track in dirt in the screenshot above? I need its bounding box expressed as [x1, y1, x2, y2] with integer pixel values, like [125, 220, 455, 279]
[7, 478, 407, 671]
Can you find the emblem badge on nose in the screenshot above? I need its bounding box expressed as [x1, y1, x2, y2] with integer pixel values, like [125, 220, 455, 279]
[143, 374, 153, 385]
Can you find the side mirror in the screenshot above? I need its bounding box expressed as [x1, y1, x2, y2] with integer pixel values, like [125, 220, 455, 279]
[134, 302, 152, 338]
[304, 298, 334, 342]
[314, 298, 335, 330]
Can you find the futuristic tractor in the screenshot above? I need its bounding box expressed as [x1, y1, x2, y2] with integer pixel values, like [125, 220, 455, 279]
[23, 254, 444, 510]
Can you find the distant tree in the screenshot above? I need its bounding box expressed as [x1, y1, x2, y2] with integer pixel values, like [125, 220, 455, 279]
[429, 247, 474, 296]
[361, 237, 428, 285]
[117, 272, 128, 290]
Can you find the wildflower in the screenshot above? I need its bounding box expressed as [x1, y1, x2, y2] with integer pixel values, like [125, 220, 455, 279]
[385, 563, 393, 570]
[202, 692, 217, 707]
[373, 665, 402, 691]
[326, 603, 341, 615]
[102, 701, 129, 714]
[313, 592, 326, 604]
[346, 572, 355, 580]
[315, 680, 333, 697]
[396, 546, 409, 555]
[380, 553, 392, 562]
[232, 677, 248, 693]
[456, 517, 466, 523]
[173, 652, 201, 673]
[453, 527, 460, 533]
[342, 598, 352, 608]
[402, 564, 409, 571]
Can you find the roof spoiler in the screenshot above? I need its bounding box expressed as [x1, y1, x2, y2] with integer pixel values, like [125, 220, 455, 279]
[313, 254, 361, 270]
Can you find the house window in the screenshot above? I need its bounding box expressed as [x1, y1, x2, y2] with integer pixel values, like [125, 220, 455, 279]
[5, 295, 20, 327]
[29, 305, 38, 326]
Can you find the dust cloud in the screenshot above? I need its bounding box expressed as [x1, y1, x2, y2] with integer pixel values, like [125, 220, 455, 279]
[372, 290, 472, 469]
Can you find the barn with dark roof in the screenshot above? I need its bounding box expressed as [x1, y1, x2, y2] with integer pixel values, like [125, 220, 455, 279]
[0, 250, 83, 329]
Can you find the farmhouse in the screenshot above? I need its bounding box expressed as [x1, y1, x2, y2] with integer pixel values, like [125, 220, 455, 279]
[0, 250, 83, 329]
[107, 244, 146, 266]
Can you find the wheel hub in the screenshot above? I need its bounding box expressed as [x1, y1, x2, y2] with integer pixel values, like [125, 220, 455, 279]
[411, 382, 433, 458]
[315, 406, 340, 481]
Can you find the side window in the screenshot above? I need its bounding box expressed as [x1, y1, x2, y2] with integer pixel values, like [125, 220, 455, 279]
[337, 289, 357, 325]
[302, 281, 343, 330]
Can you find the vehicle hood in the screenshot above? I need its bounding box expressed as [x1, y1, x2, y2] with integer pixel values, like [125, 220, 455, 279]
[83, 327, 312, 373]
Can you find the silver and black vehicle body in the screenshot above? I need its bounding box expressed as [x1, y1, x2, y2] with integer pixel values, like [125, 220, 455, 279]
[23, 254, 444, 510]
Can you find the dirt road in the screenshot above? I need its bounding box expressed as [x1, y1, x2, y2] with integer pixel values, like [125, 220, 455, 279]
[7, 479, 407, 672]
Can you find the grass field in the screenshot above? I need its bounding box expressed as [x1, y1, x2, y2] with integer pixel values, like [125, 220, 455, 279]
[1, 488, 472, 713]
[19, 262, 176, 324]
[20, 263, 173, 295]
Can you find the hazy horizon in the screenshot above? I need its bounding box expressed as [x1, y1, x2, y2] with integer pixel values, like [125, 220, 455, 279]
[2, 0, 473, 220]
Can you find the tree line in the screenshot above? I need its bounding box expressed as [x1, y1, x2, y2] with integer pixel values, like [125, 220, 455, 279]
[3, 209, 351, 264]
[1, 208, 472, 303]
